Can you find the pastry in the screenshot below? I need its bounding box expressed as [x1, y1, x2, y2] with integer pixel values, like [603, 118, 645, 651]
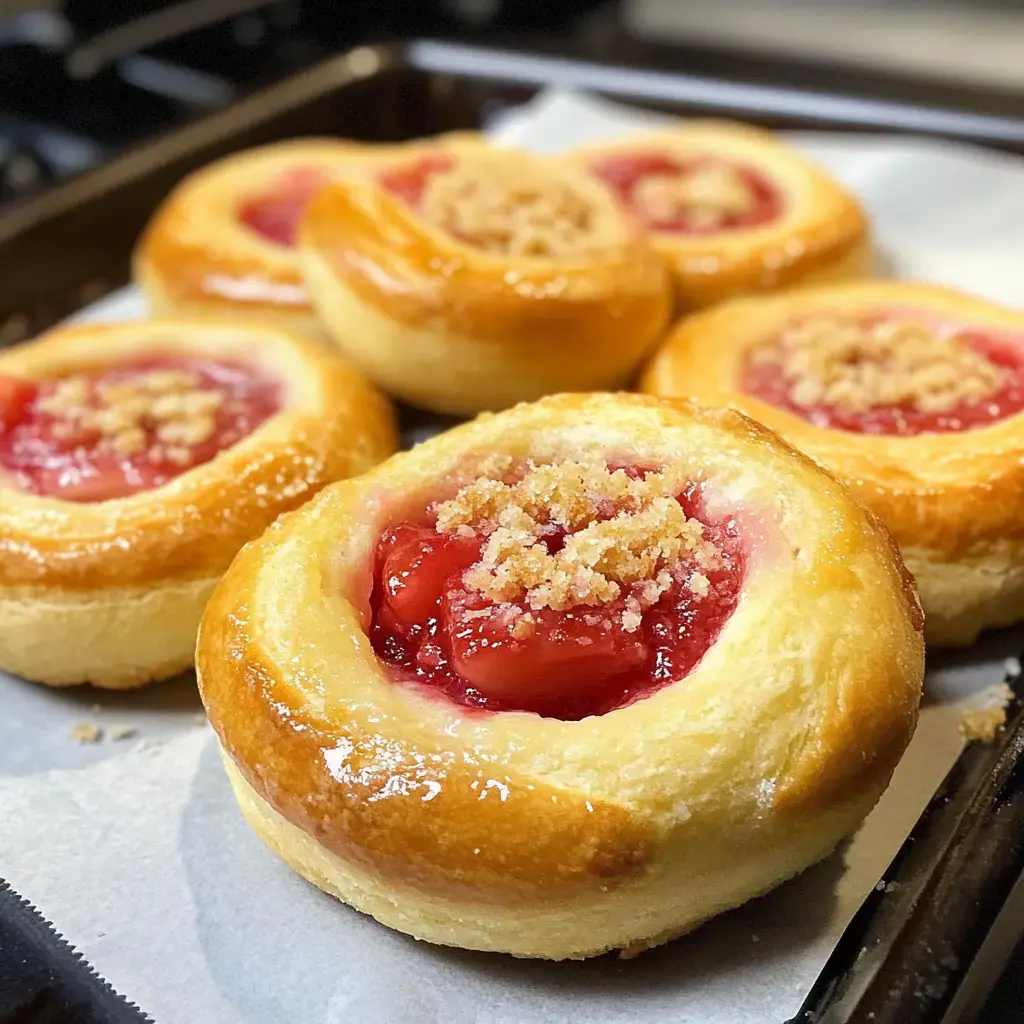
[133, 135, 474, 338]
[642, 280, 1024, 645]
[297, 144, 672, 414]
[0, 319, 396, 688]
[197, 392, 923, 959]
[564, 121, 870, 311]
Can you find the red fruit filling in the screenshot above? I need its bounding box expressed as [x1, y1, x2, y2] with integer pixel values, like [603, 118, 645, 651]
[0, 356, 281, 501]
[237, 166, 334, 247]
[743, 311, 1024, 436]
[376, 153, 456, 208]
[587, 150, 780, 234]
[370, 461, 744, 721]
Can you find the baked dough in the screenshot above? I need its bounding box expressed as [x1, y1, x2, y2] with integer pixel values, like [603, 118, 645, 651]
[641, 280, 1024, 645]
[197, 392, 923, 959]
[564, 121, 871, 311]
[133, 135, 475, 338]
[0, 319, 396, 688]
[297, 143, 672, 414]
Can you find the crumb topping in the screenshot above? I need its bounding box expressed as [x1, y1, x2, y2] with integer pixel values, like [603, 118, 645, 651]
[756, 315, 1009, 415]
[633, 164, 757, 230]
[418, 157, 602, 258]
[37, 367, 224, 463]
[435, 460, 719, 625]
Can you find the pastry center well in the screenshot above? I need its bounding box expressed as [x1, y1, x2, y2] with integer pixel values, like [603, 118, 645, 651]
[0, 356, 281, 501]
[370, 459, 744, 720]
[743, 312, 1024, 435]
[587, 151, 780, 234]
[394, 155, 605, 259]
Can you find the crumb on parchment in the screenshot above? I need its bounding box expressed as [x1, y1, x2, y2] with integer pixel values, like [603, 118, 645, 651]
[71, 722, 103, 744]
[960, 706, 1007, 743]
[960, 683, 1014, 743]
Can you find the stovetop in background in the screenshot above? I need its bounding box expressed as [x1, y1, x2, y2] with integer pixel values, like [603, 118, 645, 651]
[0, 0, 607, 207]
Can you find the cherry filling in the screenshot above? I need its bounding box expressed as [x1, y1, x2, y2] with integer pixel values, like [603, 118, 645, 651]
[743, 312, 1024, 436]
[376, 153, 456, 208]
[377, 153, 601, 259]
[237, 154, 456, 246]
[237, 166, 334, 247]
[587, 150, 780, 234]
[0, 356, 281, 501]
[369, 463, 745, 721]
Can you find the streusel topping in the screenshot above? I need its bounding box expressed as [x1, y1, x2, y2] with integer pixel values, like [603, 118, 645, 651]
[755, 315, 1009, 415]
[435, 460, 719, 622]
[419, 158, 601, 259]
[633, 164, 757, 231]
[37, 367, 223, 466]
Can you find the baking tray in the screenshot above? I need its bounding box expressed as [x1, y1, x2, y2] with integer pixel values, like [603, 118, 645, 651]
[2, 40, 1024, 1024]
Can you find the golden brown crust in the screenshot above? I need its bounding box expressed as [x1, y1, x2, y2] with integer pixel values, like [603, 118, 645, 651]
[641, 280, 1024, 644]
[197, 392, 922, 956]
[297, 145, 672, 415]
[133, 134, 479, 336]
[0, 320, 397, 687]
[0, 320, 397, 590]
[200, 567, 655, 902]
[564, 121, 872, 311]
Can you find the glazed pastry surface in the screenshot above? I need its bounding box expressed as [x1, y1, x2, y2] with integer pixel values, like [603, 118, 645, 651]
[642, 280, 1024, 645]
[198, 392, 923, 959]
[565, 121, 871, 310]
[0, 320, 396, 687]
[298, 143, 672, 414]
[133, 134, 475, 338]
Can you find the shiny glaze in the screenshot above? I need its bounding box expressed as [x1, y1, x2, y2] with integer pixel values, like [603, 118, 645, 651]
[136, 137, 481, 322]
[197, 393, 924, 906]
[200, 571, 655, 902]
[564, 122, 871, 310]
[642, 281, 1024, 564]
[0, 321, 397, 590]
[301, 164, 669, 340]
[298, 157, 672, 415]
[134, 141, 366, 317]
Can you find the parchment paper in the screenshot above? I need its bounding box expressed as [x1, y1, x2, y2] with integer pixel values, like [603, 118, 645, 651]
[2, 90, 1024, 1024]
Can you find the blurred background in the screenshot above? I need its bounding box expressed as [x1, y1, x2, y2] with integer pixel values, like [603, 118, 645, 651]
[4, 0, 1024, 209]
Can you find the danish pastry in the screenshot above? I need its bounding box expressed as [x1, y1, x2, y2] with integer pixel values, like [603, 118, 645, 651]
[133, 135, 474, 338]
[197, 392, 923, 959]
[297, 144, 672, 414]
[642, 280, 1024, 645]
[0, 319, 396, 688]
[565, 121, 870, 311]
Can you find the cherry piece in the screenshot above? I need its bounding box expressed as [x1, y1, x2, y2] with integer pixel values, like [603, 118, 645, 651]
[444, 587, 648, 704]
[380, 524, 482, 625]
